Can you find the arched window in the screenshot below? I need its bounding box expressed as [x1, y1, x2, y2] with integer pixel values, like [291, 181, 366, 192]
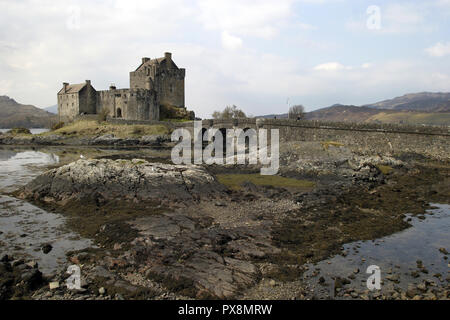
[117, 108, 122, 118]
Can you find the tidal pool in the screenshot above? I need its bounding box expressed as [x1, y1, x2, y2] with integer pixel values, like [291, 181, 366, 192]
[303, 203, 450, 298]
[0, 148, 92, 276]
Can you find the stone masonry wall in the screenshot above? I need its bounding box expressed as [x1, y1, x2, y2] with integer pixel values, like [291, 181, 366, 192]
[188, 119, 450, 161]
[96, 89, 159, 121]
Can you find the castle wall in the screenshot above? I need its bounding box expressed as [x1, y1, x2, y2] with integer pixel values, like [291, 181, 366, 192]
[96, 88, 159, 121]
[129, 58, 185, 109]
[130, 67, 154, 89]
[79, 85, 97, 115]
[58, 83, 97, 122]
[58, 53, 183, 122]
[158, 68, 185, 108]
[58, 93, 80, 122]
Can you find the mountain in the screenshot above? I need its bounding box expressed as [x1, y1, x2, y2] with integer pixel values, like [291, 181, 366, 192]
[44, 104, 58, 114]
[0, 96, 56, 128]
[305, 104, 382, 122]
[305, 104, 450, 125]
[364, 92, 450, 112]
[258, 92, 450, 126]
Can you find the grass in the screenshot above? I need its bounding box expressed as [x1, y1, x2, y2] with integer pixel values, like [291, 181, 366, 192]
[161, 118, 192, 123]
[376, 164, 393, 175]
[216, 173, 315, 191]
[40, 120, 170, 138]
[6, 128, 32, 135]
[367, 112, 450, 126]
[320, 141, 344, 150]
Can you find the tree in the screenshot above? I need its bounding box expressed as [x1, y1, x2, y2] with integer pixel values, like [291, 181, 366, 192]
[288, 105, 305, 120]
[212, 105, 247, 119]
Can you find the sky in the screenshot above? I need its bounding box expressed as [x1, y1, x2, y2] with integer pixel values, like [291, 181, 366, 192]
[0, 0, 449, 118]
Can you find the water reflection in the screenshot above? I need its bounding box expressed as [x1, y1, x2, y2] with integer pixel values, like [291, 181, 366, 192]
[0, 150, 59, 193]
[0, 148, 92, 276]
[303, 203, 450, 297]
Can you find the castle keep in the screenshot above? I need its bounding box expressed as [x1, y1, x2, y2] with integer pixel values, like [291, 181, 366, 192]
[58, 52, 185, 122]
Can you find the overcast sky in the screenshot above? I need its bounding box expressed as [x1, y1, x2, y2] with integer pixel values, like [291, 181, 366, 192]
[0, 0, 449, 117]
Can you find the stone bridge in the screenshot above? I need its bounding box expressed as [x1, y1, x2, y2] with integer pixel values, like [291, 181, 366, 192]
[177, 118, 449, 160]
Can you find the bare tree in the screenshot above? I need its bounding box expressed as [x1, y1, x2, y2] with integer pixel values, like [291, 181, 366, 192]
[288, 105, 305, 120]
[212, 105, 247, 119]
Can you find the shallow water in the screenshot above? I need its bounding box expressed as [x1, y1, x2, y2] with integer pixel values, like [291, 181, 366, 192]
[0, 148, 92, 276]
[0, 128, 50, 135]
[303, 203, 450, 297]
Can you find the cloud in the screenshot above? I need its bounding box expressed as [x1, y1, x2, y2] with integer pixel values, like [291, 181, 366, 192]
[197, 0, 295, 38]
[425, 42, 450, 57]
[0, 0, 448, 118]
[221, 31, 243, 50]
[314, 62, 350, 71]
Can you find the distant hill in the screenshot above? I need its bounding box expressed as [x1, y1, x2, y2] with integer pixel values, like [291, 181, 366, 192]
[44, 104, 57, 114]
[258, 113, 288, 119]
[364, 92, 450, 112]
[305, 104, 382, 122]
[305, 104, 450, 125]
[258, 92, 450, 126]
[0, 96, 56, 128]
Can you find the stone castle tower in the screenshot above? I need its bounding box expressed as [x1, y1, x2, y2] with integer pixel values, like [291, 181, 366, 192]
[57, 52, 185, 122]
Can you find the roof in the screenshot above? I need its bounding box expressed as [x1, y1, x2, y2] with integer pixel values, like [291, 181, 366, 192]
[134, 56, 178, 72]
[58, 83, 86, 94]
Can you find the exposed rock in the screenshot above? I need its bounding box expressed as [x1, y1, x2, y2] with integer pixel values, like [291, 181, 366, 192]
[127, 211, 274, 299]
[16, 159, 226, 205]
[42, 244, 53, 254]
[140, 134, 170, 145]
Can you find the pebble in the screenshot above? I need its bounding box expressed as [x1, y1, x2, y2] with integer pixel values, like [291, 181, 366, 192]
[49, 282, 60, 290]
[99, 287, 106, 295]
[417, 283, 427, 291]
[26, 261, 38, 269]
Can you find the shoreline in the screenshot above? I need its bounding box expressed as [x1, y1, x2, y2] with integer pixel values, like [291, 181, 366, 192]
[2, 148, 447, 300]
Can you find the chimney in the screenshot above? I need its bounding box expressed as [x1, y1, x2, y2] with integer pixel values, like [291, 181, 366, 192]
[142, 57, 150, 64]
[165, 52, 172, 65]
[63, 82, 69, 93]
[85, 80, 91, 86]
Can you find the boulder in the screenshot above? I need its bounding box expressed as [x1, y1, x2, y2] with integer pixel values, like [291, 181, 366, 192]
[16, 159, 225, 205]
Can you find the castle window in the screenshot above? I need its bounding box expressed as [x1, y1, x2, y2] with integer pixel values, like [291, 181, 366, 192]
[116, 108, 122, 118]
[169, 84, 173, 93]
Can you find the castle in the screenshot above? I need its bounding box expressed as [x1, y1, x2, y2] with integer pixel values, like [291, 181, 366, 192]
[57, 52, 185, 122]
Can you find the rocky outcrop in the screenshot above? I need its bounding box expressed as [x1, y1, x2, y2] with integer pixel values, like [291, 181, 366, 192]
[0, 133, 171, 147]
[123, 211, 279, 298]
[16, 159, 226, 205]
